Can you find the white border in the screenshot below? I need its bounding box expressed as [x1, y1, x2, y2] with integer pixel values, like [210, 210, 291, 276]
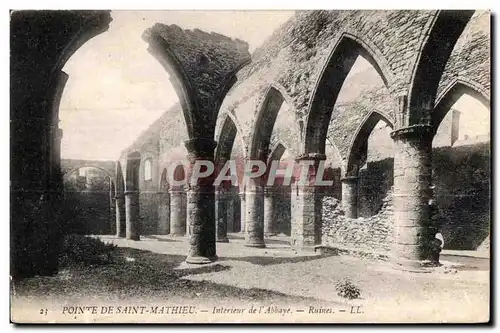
[2, 1, 498, 332]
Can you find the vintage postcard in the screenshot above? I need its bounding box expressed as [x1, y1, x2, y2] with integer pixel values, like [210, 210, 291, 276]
[10, 9, 490, 324]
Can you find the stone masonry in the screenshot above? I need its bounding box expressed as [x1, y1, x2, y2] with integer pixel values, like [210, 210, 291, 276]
[11, 10, 490, 277]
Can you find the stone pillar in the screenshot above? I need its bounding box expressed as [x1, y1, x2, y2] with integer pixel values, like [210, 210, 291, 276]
[390, 125, 433, 268]
[215, 188, 229, 242]
[185, 189, 191, 237]
[124, 190, 140, 241]
[290, 154, 326, 251]
[226, 188, 235, 233]
[245, 182, 266, 248]
[169, 189, 186, 236]
[341, 176, 358, 219]
[115, 193, 126, 237]
[109, 183, 116, 235]
[185, 138, 218, 264]
[239, 191, 246, 233]
[157, 191, 170, 235]
[264, 186, 278, 236]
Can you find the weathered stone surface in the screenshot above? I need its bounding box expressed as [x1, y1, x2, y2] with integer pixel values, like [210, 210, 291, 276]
[169, 190, 187, 236]
[436, 11, 490, 102]
[244, 188, 266, 248]
[291, 185, 323, 250]
[61, 159, 116, 180]
[341, 176, 358, 218]
[125, 191, 140, 241]
[143, 24, 251, 138]
[157, 191, 170, 235]
[322, 191, 394, 255]
[215, 189, 229, 242]
[115, 195, 126, 237]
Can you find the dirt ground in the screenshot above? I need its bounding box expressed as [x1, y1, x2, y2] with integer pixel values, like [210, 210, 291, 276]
[10, 234, 490, 324]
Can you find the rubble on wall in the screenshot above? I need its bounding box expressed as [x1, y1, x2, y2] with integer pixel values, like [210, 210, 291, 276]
[321, 191, 394, 258]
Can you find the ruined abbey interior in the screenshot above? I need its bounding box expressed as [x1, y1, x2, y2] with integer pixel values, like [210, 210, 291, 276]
[11, 9, 490, 289]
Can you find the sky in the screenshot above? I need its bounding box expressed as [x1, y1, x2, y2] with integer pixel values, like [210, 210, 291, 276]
[59, 10, 295, 160]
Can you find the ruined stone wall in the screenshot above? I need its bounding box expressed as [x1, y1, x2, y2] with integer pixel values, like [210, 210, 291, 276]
[432, 142, 490, 250]
[325, 142, 490, 253]
[63, 192, 112, 235]
[358, 158, 394, 217]
[321, 194, 394, 256]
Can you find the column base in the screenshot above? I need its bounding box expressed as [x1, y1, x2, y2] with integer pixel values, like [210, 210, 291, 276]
[390, 257, 434, 273]
[185, 255, 218, 264]
[291, 245, 317, 253]
[244, 242, 266, 248]
[126, 235, 140, 241]
[169, 233, 185, 237]
[264, 232, 277, 237]
[216, 237, 229, 243]
[116, 232, 126, 238]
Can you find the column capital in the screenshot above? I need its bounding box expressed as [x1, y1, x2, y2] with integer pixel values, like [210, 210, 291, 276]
[264, 186, 279, 194]
[124, 190, 140, 195]
[215, 186, 229, 197]
[340, 176, 359, 183]
[156, 190, 169, 195]
[295, 153, 327, 162]
[169, 189, 186, 195]
[390, 124, 432, 141]
[184, 137, 217, 159]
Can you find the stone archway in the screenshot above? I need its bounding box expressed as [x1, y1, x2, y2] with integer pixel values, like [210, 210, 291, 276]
[342, 111, 394, 219]
[391, 10, 475, 267]
[62, 165, 116, 235]
[143, 24, 251, 264]
[10, 10, 113, 278]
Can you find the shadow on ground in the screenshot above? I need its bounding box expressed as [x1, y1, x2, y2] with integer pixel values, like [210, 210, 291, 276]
[440, 254, 490, 271]
[11, 247, 321, 304]
[142, 235, 183, 243]
[228, 234, 291, 245]
[219, 253, 335, 266]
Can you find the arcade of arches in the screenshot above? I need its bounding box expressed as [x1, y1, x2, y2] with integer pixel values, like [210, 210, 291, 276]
[11, 10, 490, 278]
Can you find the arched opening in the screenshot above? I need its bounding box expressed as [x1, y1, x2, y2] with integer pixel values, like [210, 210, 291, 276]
[169, 163, 188, 236]
[323, 138, 343, 197]
[115, 161, 126, 237]
[144, 158, 153, 181]
[348, 112, 395, 218]
[431, 87, 490, 250]
[159, 168, 170, 191]
[215, 114, 238, 169]
[63, 166, 115, 235]
[157, 168, 171, 235]
[316, 39, 395, 252]
[57, 12, 186, 240]
[171, 164, 186, 191]
[10, 10, 113, 278]
[408, 10, 474, 124]
[304, 36, 391, 155]
[215, 114, 245, 233]
[126, 152, 142, 191]
[266, 142, 292, 236]
[250, 86, 288, 160]
[248, 86, 294, 247]
[115, 161, 125, 194]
